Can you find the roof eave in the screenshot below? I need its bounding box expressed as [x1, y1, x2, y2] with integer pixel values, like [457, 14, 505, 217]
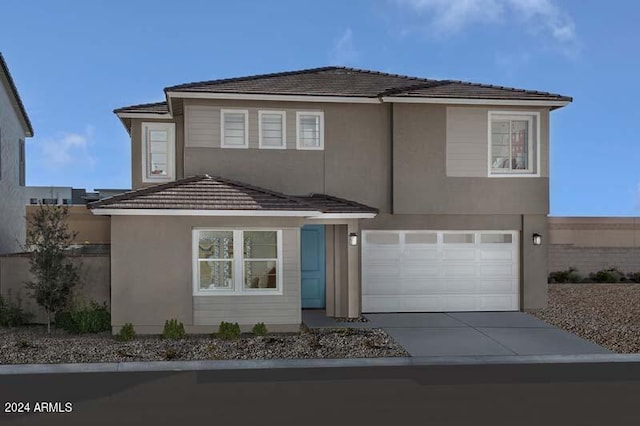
[0, 54, 34, 137]
[380, 96, 571, 108]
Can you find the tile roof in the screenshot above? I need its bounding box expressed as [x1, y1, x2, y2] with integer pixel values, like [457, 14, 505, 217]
[295, 194, 378, 214]
[162, 66, 571, 102]
[115, 66, 571, 114]
[113, 101, 169, 114]
[89, 175, 377, 214]
[0, 53, 34, 136]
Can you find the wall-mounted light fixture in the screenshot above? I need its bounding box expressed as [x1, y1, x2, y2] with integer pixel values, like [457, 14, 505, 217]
[349, 233, 358, 246]
[532, 233, 542, 246]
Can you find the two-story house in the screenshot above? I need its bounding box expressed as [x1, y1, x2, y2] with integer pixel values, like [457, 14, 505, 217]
[91, 67, 571, 334]
[0, 53, 32, 254]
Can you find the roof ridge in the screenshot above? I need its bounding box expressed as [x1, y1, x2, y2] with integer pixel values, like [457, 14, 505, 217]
[88, 175, 206, 208]
[164, 66, 433, 93]
[211, 176, 316, 209]
[431, 79, 572, 100]
[164, 66, 340, 92]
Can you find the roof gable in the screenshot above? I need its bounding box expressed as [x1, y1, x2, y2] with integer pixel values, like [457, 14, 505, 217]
[0, 53, 33, 137]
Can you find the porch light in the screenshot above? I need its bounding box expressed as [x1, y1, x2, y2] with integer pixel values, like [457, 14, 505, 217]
[349, 233, 359, 246]
[532, 233, 542, 246]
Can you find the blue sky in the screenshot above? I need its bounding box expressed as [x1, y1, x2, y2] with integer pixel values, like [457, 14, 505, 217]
[1, 0, 639, 215]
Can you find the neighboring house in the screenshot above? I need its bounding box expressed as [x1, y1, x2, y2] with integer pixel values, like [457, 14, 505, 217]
[26, 186, 129, 205]
[92, 66, 571, 333]
[0, 53, 33, 254]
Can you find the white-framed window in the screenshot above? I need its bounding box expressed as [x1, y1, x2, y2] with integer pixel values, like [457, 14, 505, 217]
[296, 111, 324, 150]
[488, 111, 540, 177]
[193, 229, 283, 296]
[221, 109, 249, 148]
[141, 122, 175, 183]
[258, 110, 286, 149]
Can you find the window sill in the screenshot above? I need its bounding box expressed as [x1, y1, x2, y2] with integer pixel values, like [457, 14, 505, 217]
[488, 172, 540, 178]
[194, 290, 283, 296]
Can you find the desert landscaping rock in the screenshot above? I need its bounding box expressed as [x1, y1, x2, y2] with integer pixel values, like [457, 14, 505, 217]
[529, 284, 640, 353]
[0, 327, 407, 364]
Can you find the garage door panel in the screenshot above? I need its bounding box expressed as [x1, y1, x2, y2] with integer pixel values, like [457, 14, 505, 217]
[479, 249, 515, 261]
[478, 295, 518, 311]
[478, 279, 516, 293]
[442, 249, 476, 260]
[362, 230, 519, 313]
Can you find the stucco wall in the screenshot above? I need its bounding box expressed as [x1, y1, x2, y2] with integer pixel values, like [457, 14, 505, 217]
[0, 75, 27, 254]
[548, 217, 640, 274]
[0, 254, 110, 323]
[393, 103, 550, 215]
[26, 205, 111, 244]
[110, 215, 304, 334]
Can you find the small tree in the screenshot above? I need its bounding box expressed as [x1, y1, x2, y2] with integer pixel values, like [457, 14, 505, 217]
[24, 204, 80, 333]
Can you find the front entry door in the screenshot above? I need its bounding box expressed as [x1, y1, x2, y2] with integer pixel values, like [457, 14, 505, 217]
[301, 225, 326, 308]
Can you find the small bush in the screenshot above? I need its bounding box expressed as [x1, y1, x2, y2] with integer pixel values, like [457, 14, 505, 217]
[163, 348, 180, 360]
[589, 267, 625, 283]
[252, 322, 268, 336]
[217, 321, 241, 340]
[162, 319, 186, 340]
[0, 293, 31, 327]
[116, 323, 136, 342]
[626, 272, 640, 283]
[55, 301, 111, 334]
[16, 339, 35, 349]
[548, 267, 583, 283]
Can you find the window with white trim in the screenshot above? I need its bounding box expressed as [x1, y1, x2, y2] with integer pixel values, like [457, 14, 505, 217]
[141, 122, 175, 182]
[489, 112, 538, 176]
[194, 229, 282, 295]
[221, 109, 249, 148]
[296, 111, 324, 150]
[258, 110, 286, 149]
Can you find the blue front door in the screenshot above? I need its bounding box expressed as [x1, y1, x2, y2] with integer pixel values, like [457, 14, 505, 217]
[301, 225, 326, 308]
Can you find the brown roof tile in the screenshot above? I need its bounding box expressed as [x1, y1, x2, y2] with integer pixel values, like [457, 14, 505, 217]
[89, 175, 377, 214]
[113, 101, 169, 114]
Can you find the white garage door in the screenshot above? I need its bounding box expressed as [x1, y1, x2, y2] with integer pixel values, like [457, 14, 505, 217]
[362, 230, 519, 312]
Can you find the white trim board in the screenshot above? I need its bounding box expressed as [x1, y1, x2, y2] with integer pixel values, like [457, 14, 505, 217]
[91, 209, 322, 217]
[116, 112, 173, 119]
[308, 213, 377, 219]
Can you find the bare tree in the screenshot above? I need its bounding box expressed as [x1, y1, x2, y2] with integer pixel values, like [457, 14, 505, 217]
[24, 204, 80, 333]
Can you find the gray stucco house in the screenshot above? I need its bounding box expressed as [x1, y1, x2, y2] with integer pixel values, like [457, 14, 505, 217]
[0, 53, 33, 254]
[92, 66, 571, 334]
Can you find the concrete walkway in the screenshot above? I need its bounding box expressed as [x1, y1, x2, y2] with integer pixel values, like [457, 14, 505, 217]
[302, 310, 610, 357]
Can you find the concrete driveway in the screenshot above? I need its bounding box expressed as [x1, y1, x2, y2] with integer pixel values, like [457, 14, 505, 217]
[303, 311, 610, 357]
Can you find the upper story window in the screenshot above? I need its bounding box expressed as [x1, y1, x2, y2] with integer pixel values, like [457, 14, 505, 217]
[221, 109, 249, 148]
[142, 122, 175, 183]
[489, 111, 539, 177]
[258, 111, 286, 149]
[296, 111, 324, 150]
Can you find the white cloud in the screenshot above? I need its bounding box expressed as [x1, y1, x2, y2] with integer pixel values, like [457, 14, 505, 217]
[329, 28, 360, 65]
[38, 125, 96, 168]
[394, 0, 577, 50]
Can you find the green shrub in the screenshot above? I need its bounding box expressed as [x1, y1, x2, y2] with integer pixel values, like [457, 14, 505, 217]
[589, 267, 626, 283]
[217, 321, 241, 340]
[0, 293, 31, 327]
[116, 323, 136, 342]
[55, 301, 111, 334]
[162, 319, 186, 340]
[252, 322, 268, 336]
[548, 267, 583, 283]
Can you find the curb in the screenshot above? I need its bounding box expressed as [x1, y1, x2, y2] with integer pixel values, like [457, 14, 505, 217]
[1, 353, 640, 376]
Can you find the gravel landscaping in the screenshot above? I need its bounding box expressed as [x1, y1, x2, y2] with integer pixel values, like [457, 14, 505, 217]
[529, 283, 640, 353]
[0, 326, 408, 364]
